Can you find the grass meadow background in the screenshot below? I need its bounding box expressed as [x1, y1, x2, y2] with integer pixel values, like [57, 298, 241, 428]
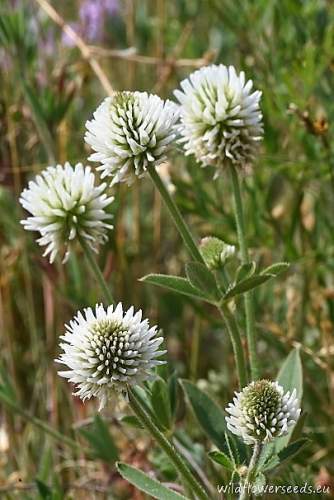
[0, 0, 334, 498]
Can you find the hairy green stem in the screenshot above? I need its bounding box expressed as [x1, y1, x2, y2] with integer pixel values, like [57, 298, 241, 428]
[219, 305, 248, 388]
[127, 386, 210, 500]
[239, 441, 263, 500]
[148, 165, 206, 265]
[148, 164, 248, 387]
[230, 166, 259, 380]
[79, 236, 114, 304]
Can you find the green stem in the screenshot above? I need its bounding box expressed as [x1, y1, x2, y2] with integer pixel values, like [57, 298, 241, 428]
[239, 442, 263, 500]
[148, 164, 248, 387]
[79, 236, 114, 304]
[127, 386, 210, 500]
[230, 166, 260, 380]
[219, 305, 248, 388]
[148, 165, 205, 265]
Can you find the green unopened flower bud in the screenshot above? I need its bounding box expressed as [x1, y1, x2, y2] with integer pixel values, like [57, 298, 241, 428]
[200, 237, 235, 270]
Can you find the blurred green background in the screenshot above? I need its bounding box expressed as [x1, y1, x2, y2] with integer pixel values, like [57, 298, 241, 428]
[0, 0, 333, 498]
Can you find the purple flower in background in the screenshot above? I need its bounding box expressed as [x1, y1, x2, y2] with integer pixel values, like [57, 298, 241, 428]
[62, 0, 119, 45]
[79, 0, 104, 41]
[103, 0, 119, 15]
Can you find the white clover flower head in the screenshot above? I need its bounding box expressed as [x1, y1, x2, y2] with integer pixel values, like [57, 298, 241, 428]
[174, 64, 263, 174]
[85, 91, 179, 185]
[225, 379, 301, 445]
[56, 303, 166, 410]
[20, 162, 114, 263]
[200, 236, 235, 270]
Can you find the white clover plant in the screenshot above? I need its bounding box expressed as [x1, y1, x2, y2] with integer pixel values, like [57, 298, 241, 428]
[18, 65, 303, 500]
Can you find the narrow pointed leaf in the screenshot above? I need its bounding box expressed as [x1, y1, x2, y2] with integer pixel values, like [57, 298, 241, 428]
[79, 415, 119, 464]
[181, 380, 226, 450]
[224, 274, 272, 300]
[278, 438, 309, 465]
[275, 347, 303, 452]
[151, 378, 172, 431]
[185, 262, 220, 300]
[116, 463, 187, 499]
[261, 262, 290, 276]
[208, 450, 235, 471]
[140, 273, 213, 303]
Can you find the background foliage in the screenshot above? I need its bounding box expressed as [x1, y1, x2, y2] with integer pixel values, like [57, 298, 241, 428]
[0, 0, 333, 498]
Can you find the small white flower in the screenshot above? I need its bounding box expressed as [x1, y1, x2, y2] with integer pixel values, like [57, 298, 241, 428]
[225, 380, 301, 444]
[85, 91, 179, 185]
[56, 303, 166, 410]
[174, 64, 263, 173]
[20, 162, 114, 263]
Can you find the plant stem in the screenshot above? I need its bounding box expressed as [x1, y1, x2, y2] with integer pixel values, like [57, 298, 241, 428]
[148, 165, 206, 265]
[78, 236, 114, 304]
[219, 304, 248, 388]
[148, 164, 248, 386]
[239, 441, 263, 500]
[127, 386, 210, 500]
[230, 166, 259, 380]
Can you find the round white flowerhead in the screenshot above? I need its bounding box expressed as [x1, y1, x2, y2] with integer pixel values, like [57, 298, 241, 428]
[174, 64, 263, 174]
[85, 91, 179, 185]
[56, 303, 166, 410]
[225, 379, 301, 445]
[19, 162, 114, 263]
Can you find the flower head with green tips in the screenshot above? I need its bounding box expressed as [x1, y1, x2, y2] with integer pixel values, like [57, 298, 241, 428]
[19, 162, 114, 263]
[174, 64, 263, 174]
[56, 303, 166, 410]
[225, 380, 301, 444]
[85, 91, 179, 185]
